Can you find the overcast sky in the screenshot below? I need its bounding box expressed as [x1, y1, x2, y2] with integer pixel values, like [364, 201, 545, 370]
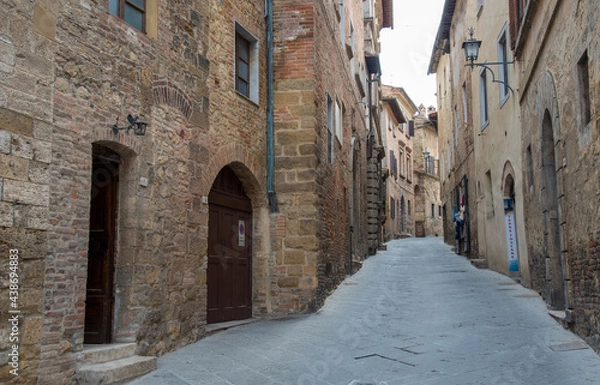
[379, 0, 446, 110]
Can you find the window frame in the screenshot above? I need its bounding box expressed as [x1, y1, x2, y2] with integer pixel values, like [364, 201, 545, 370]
[497, 25, 510, 105]
[479, 68, 489, 130]
[234, 22, 259, 104]
[110, 0, 146, 32]
[462, 82, 468, 124]
[327, 93, 334, 164]
[235, 33, 251, 98]
[335, 99, 343, 143]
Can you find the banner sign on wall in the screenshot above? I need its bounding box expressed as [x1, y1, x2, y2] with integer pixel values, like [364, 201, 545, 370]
[505, 212, 519, 272]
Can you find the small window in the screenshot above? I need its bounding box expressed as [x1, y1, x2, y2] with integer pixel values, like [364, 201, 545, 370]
[110, 0, 145, 32]
[431, 204, 435, 218]
[327, 94, 334, 164]
[480, 69, 489, 129]
[497, 26, 510, 103]
[462, 83, 468, 124]
[236, 33, 250, 97]
[438, 204, 442, 217]
[335, 99, 343, 142]
[408, 200, 411, 216]
[577, 51, 591, 127]
[339, 0, 345, 47]
[485, 170, 494, 216]
[390, 198, 396, 219]
[235, 23, 259, 103]
[526, 144, 534, 190]
[477, 0, 484, 16]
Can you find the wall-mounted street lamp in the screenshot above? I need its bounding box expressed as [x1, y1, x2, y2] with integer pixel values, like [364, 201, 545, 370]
[462, 28, 514, 93]
[112, 114, 148, 136]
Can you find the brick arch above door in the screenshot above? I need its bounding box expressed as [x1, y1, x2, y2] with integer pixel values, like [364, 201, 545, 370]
[201, 144, 267, 209]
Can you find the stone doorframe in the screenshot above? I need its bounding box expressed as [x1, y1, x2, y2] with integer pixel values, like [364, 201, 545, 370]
[201, 146, 270, 318]
[502, 161, 520, 276]
[89, 139, 140, 344]
[535, 70, 570, 310]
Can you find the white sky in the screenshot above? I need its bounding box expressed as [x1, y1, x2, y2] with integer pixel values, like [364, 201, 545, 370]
[379, 0, 446, 109]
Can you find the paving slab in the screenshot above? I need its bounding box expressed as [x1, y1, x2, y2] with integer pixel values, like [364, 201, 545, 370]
[128, 238, 600, 385]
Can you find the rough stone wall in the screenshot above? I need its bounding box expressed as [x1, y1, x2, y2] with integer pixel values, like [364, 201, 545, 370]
[518, 0, 600, 353]
[1, 0, 270, 383]
[366, 146, 384, 253]
[0, 1, 56, 383]
[272, 0, 370, 311]
[32, 0, 216, 382]
[0, 110, 50, 385]
[272, 0, 320, 314]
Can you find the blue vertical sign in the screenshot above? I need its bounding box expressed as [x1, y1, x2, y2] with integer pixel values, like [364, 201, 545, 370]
[505, 212, 519, 272]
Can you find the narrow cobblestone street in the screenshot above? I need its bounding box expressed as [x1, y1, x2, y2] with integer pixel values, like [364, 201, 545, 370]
[128, 238, 600, 385]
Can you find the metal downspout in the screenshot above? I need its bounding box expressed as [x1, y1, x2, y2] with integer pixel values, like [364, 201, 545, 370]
[266, 0, 278, 212]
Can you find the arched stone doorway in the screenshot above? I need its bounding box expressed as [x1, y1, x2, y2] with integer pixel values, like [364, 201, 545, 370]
[207, 166, 253, 323]
[503, 171, 520, 275]
[541, 109, 565, 310]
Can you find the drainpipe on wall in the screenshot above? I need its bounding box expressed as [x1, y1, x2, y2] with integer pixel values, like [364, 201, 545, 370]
[266, 0, 278, 212]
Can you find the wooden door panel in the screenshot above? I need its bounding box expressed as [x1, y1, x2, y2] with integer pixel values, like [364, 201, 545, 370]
[85, 148, 119, 344]
[207, 167, 252, 324]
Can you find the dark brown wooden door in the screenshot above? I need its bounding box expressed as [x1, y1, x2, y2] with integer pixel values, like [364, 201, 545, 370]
[415, 221, 425, 238]
[207, 167, 252, 324]
[85, 146, 119, 343]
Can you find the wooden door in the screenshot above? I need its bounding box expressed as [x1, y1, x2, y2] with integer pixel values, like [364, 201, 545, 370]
[207, 167, 252, 324]
[415, 221, 425, 238]
[84, 146, 119, 343]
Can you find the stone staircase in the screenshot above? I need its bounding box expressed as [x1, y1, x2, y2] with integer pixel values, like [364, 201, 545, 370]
[76, 343, 156, 384]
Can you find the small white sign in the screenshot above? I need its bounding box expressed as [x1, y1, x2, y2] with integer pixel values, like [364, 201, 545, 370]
[238, 220, 246, 247]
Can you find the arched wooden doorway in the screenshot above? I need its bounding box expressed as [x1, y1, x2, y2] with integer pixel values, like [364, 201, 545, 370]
[207, 166, 253, 324]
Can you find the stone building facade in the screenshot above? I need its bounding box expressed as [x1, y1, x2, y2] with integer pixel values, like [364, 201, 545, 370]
[381, 85, 416, 240]
[381, 86, 411, 240]
[428, 0, 478, 257]
[412, 106, 442, 238]
[0, 0, 392, 383]
[271, 0, 392, 309]
[429, 0, 528, 276]
[429, 0, 600, 353]
[515, 0, 600, 352]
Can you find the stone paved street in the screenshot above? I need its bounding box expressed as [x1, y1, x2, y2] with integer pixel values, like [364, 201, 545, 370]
[127, 238, 600, 385]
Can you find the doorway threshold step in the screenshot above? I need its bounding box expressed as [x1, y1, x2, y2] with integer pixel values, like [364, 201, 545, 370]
[78, 343, 138, 364]
[206, 318, 259, 335]
[77, 355, 157, 385]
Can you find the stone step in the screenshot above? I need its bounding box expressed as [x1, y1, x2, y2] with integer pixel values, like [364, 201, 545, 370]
[470, 258, 488, 269]
[78, 343, 138, 364]
[77, 355, 157, 385]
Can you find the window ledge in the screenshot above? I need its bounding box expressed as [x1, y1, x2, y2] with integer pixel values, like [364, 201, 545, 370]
[235, 90, 260, 107]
